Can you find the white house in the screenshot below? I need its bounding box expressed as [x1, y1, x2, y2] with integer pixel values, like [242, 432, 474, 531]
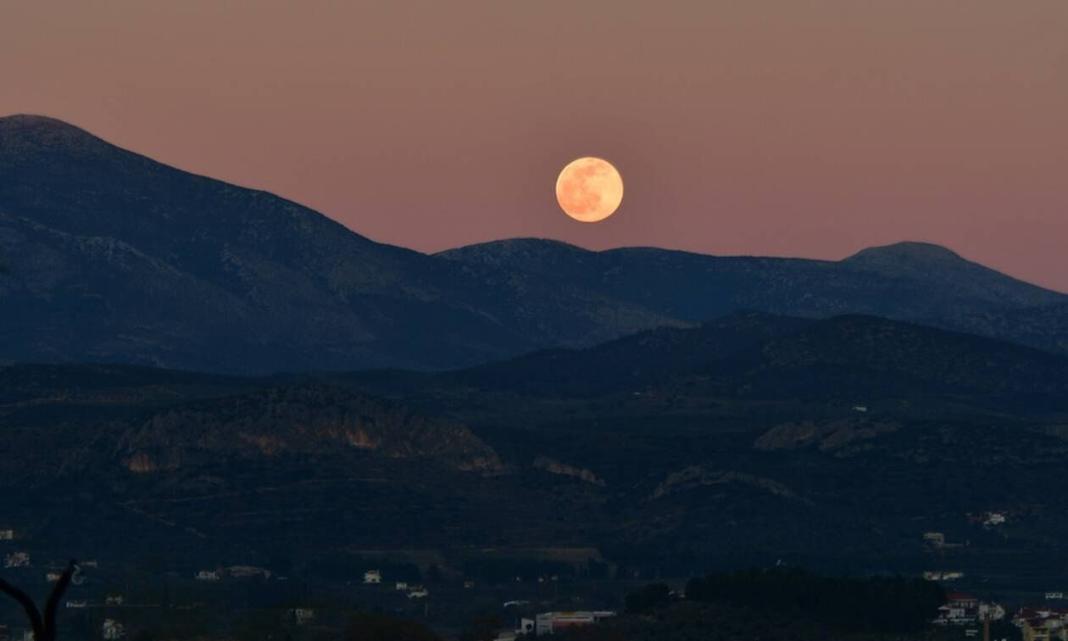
[924, 570, 964, 582]
[4, 552, 29, 568]
[227, 566, 271, 580]
[984, 512, 1007, 527]
[407, 586, 429, 599]
[363, 570, 382, 584]
[289, 609, 316, 626]
[923, 532, 946, 547]
[102, 619, 125, 641]
[934, 593, 980, 625]
[194, 570, 220, 582]
[395, 581, 408, 591]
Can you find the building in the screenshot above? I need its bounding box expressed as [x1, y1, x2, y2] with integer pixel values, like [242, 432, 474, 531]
[1015, 608, 1068, 641]
[924, 570, 964, 582]
[534, 611, 616, 636]
[289, 609, 316, 626]
[0, 530, 14, 541]
[935, 593, 980, 625]
[45, 572, 63, 582]
[194, 570, 220, 581]
[395, 581, 408, 591]
[101, 619, 125, 641]
[984, 512, 1007, 527]
[363, 570, 382, 584]
[4, 552, 30, 568]
[227, 566, 271, 580]
[105, 594, 125, 606]
[407, 586, 429, 599]
[980, 602, 1006, 621]
[1048, 593, 1066, 601]
[923, 532, 946, 548]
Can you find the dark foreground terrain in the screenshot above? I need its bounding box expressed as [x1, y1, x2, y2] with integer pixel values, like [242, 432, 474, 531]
[2, 313, 1067, 638]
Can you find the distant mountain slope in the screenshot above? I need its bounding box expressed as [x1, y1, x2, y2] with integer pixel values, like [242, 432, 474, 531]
[453, 312, 810, 397]
[0, 115, 671, 372]
[4, 323, 1068, 577]
[440, 239, 1068, 354]
[0, 365, 501, 478]
[441, 313, 1068, 410]
[730, 315, 1068, 407]
[3, 114, 1067, 375]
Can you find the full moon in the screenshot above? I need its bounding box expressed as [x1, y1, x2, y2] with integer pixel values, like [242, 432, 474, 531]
[555, 157, 624, 223]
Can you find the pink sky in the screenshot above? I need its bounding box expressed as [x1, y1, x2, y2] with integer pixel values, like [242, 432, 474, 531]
[2, 1, 1067, 291]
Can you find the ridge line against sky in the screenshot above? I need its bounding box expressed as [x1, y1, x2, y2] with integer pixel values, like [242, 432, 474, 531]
[2, 0, 1066, 290]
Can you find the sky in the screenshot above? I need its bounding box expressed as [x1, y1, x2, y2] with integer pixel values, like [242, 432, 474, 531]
[2, 1, 1067, 290]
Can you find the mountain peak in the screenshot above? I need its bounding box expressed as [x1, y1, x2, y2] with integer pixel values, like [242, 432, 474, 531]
[0, 112, 110, 159]
[0, 114, 100, 148]
[843, 241, 965, 267]
[436, 237, 593, 270]
[439, 237, 588, 257]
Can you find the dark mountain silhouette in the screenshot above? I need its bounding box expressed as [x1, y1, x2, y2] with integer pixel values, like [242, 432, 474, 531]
[440, 239, 1068, 354]
[3, 311, 1068, 579]
[434, 313, 1068, 411]
[450, 312, 810, 397]
[0, 115, 671, 373]
[3, 114, 1067, 376]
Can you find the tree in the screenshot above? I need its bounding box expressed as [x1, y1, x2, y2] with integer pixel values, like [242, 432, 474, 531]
[344, 612, 440, 641]
[624, 583, 673, 614]
[0, 559, 78, 641]
[458, 613, 502, 641]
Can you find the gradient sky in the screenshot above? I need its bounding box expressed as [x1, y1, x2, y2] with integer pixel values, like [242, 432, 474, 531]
[2, 1, 1067, 290]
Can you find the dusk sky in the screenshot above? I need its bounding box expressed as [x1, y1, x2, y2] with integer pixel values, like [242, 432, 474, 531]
[3, 1, 1066, 290]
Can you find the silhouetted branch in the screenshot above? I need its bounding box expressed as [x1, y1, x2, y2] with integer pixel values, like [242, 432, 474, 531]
[0, 576, 44, 641]
[0, 558, 77, 641]
[42, 560, 77, 641]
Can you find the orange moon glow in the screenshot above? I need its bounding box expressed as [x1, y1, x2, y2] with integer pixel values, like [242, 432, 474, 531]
[555, 157, 624, 223]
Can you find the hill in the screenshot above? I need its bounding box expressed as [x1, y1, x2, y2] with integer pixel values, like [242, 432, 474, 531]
[440, 239, 1068, 355]
[3, 312, 1068, 589]
[2, 114, 1067, 374]
[0, 115, 670, 373]
[421, 313, 1068, 411]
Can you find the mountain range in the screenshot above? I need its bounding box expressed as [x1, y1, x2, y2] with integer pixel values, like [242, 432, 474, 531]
[4, 113, 1068, 592]
[3, 114, 1067, 374]
[3, 310, 1068, 581]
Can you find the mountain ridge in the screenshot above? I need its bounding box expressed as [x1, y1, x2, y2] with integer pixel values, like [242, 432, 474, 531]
[3, 113, 1067, 374]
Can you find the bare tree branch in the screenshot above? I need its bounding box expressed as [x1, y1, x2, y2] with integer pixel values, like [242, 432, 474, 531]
[42, 560, 78, 641]
[0, 576, 44, 641]
[0, 558, 77, 641]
